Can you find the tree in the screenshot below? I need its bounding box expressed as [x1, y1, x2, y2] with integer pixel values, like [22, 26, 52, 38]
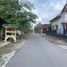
[0, 0, 20, 18]
[0, 0, 38, 34]
[34, 23, 42, 33]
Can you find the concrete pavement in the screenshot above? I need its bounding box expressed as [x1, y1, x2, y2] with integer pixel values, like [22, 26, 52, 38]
[6, 33, 67, 67]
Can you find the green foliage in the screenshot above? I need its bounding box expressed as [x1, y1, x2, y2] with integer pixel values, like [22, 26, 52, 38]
[34, 23, 42, 33]
[21, 1, 34, 11]
[0, 45, 12, 54]
[0, 0, 38, 34]
[6, 18, 17, 24]
[0, 0, 21, 18]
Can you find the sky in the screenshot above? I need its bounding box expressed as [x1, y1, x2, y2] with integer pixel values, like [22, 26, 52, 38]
[28, 0, 67, 24]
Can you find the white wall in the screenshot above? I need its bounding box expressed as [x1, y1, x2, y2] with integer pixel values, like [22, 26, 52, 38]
[57, 13, 64, 34]
[57, 23, 64, 35]
[60, 13, 65, 23]
[65, 13, 67, 22]
[60, 12, 67, 23]
[57, 12, 67, 34]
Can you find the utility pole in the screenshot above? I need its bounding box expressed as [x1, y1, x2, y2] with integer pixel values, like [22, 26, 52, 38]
[41, 28, 43, 34]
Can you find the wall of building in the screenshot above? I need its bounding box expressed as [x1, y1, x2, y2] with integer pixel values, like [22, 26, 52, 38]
[60, 13, 65, 23]
[57, 13, 67, 35]
[65, 13, 67, 22]
[59, 12, 67, 35]
[50, 12, 67, 35]
[51, 18, 59, 30]
[60, 12, 67, 23]
[57, 24, 64, 35]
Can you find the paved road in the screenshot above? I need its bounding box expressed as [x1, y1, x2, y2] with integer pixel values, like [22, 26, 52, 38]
[6, 33, 67, 67]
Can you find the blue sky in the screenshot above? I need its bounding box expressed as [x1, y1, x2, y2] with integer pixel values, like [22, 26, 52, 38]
[28, 0, 67, 24]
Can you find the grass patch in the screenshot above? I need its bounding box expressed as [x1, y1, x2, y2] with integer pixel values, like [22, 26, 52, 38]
[0, 45, 12, 55]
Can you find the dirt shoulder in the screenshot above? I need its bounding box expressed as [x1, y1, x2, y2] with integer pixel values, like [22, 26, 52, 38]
[0, 38, 25, 67]
[41, 34, 67, 46]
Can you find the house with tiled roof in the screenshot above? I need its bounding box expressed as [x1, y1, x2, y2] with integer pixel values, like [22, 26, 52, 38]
[41, 24, 49, 33]
[50, 2, 67, 36]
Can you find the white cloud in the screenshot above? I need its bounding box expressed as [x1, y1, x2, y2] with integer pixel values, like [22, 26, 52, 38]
[55, 3, 62, 10]
[27, 0, 67, 23]
[28, 0, 36, 3]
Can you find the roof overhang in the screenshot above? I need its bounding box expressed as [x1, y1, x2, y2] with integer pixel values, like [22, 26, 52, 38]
[49, 15, 60, 22]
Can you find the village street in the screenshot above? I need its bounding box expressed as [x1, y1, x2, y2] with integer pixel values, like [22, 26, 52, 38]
[6, 33, 67, 67]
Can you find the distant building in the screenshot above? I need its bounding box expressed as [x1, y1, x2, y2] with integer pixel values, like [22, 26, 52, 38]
[35, 23, 49, 34]
[41, 24, 49, 33]
[50, 2, 67, 36]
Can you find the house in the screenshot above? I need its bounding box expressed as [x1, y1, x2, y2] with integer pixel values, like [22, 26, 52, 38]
[35, 23, 49, 34]
[41, 24, 49, 33]
[50, 2, 67, 36]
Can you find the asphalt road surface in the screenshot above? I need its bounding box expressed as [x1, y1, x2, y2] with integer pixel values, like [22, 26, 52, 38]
[6, 33, 67, 67]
